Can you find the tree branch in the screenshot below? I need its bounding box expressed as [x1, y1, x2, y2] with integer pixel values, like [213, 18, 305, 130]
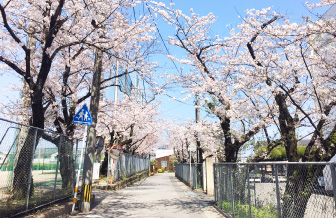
[0, 4, 29, 53]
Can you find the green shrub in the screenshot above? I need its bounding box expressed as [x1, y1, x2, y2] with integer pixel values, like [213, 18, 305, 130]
[222, 201, 231, 211]
[269, 147, 286, 160]
[297, 146, 306, 156]
[255, 146, 306, 161]
[157, 169, 163, 173]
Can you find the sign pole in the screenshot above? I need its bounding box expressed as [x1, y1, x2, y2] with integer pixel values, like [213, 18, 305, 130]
[148, 154, 151, 176]
[110, 159, 114, 185]
[71, 102, 92, 213]
[72, 125, 88, 213]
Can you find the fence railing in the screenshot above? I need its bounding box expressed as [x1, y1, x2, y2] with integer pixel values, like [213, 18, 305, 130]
[175, 163, 203, 190]
[107, 153, 149, 184]
[0, 118, 84, 217]
[214, 162, 336, 218]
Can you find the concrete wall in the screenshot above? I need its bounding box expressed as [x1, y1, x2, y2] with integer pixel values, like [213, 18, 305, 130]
[205, 158, 214, 195]
[202, 161, 207, 193]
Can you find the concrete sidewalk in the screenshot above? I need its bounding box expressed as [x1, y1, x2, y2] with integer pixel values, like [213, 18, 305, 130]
[72, 173, 223, 218]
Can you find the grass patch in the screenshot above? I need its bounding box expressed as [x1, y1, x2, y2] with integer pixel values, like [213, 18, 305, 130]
[0, 185, 72, 217]
[220, 201, 277, 218]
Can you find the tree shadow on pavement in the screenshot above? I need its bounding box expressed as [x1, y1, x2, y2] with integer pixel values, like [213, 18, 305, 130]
[90, 191, 108, 210]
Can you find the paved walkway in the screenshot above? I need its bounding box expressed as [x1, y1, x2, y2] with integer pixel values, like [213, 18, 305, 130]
[73, 173, 223, 218]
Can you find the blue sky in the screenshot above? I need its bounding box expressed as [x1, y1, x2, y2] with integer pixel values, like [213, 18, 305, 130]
[152, 0, 330, 124]
[0, 0, 331, 124]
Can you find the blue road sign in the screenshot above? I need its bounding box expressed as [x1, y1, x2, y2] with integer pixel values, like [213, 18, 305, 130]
[73, 104, 92, 126]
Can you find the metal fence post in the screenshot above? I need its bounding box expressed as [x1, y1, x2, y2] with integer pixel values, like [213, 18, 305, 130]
[254, 166, 258, 209]
[247, 165, 252, 218]
[230, 165, 235, 218]
[275, 164, 282, 218]
[330, 163, 336, 215]
[195, 164, 197, 189]
[214, 165, 217, 203]
[219, 166, 222, 209]
[107, 150, 110, 184]
[53, 136, 61, 200]
[26, 128, 38, 210]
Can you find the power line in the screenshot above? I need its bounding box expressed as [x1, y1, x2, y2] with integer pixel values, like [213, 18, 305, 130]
[164, 93, 194, 105]
[144, 2, 194, 106]
[145, 2, 181, 74]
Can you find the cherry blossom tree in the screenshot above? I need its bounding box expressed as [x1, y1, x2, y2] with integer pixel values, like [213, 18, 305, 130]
[97, 97, 162, 154]
[239, 6, 336, 217]
[152, 0, 336, 162]
[0, 0, 156, 130]
[307, 0, 336, 7]
[166, 120, 222, 163]
[152, 1, 336, 215]
[0, 0, 156, 198]
[95, 96, 163, 175]
[151, 2, 273, 162]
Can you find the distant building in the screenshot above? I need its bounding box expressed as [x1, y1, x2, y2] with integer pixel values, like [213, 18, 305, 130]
[155, 155, 175, 172]
[105, 65, 146, 104]
[321, 4, 336, 20]
[33, 152, 58, 165]
[297, 139, 310, 147]
[0, 152, 9, 165]
[156, 148, 174, 159]
[317, 5, 336, 138]
[33, 148, 58, 165]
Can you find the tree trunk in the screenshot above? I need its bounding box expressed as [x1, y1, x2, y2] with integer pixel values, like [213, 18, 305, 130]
[81, 48, 103, 212]
[58, 137, 74, 188]
[31, 89, 45, 129]
[282, 165, 323, 218]
[11, 85, 46, 199]
[225, 145, 239, 162]
[275, 93, 321, 217]
[11, 128, 39, 199]
[100, 150, 109, 176]
[220, 116, 239, 162]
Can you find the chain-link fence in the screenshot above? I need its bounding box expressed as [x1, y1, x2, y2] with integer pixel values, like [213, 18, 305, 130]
[0, 118, 83, 217]
[107, 153, 149, 184]
[214, 162, 336, 218]
[175, 163, 203, 190]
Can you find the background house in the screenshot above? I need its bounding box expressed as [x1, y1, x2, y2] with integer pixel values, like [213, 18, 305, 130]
[155, 155, 175, 172]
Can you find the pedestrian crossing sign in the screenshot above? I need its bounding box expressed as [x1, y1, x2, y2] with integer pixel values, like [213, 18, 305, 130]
[73, 104, 92, 126]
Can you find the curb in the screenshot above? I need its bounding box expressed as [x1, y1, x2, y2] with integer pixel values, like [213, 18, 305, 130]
[213, 205, 233, 218]
[23, 171, 149, 217]
[92, 171, 149, 191]
[24, 200, 73, 218]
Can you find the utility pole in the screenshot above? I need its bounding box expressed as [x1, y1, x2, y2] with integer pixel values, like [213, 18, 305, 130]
[80, 48, 103, 213]
[195, 94, 203, 163]
[114, 58, 118, 104]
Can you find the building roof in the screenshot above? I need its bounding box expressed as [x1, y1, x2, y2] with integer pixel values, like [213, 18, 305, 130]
[322, 4, 336, 19]
[155, 149, 174, 159]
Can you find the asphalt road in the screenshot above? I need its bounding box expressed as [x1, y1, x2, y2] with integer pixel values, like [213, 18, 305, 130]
[72, 173, 223, 218]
